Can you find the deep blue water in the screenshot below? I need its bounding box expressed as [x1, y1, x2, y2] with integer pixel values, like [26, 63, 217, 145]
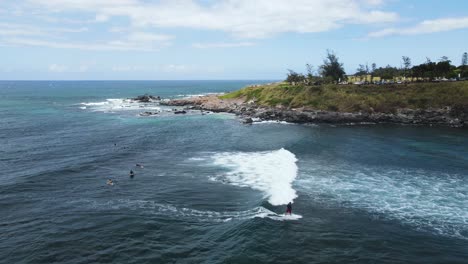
[1, 81, 467, 263]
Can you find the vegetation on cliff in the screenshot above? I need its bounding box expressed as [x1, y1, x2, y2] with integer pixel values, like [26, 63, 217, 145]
[284, 50, 468, 85]
[221, 81, 468, 114]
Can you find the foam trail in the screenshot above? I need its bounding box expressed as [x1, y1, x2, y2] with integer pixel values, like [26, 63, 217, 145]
[212, 148, 298, 206]
[66, 199, 299, 222]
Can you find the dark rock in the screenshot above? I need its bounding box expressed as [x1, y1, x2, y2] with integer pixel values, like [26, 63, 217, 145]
[139, 111, 158, 116]
[161, 97, 467, 128]
[161, 99, 197, 106]
[174, 110, 187, 114]
[243, 118, 253, 124]
[132, 94, 161, 102]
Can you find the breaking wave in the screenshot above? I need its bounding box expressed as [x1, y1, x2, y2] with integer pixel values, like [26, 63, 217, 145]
[79, 98, 161, 112]
[208, 148, 298, 206]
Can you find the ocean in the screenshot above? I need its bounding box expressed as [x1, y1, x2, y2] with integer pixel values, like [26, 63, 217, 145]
[0, 81, 467, 263]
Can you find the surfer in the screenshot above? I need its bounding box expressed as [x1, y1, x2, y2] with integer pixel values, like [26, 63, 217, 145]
[129, 170, 135, 178]
[136, 163, 144, 168]
[107, 179, 114, 186]
[286, 202, 292, 215]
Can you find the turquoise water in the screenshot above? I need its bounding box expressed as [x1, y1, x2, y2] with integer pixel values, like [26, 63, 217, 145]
[1, 81, 467, 263]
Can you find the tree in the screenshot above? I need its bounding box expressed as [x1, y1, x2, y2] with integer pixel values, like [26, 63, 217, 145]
[402, 56, 411, 81]
[319, 50, 346, 83]
[286, 69, 298, 85]
[411, 65, 423, 81]
[436, 60, 452, 78]
[365, 64, 370, 82]
[460, 52, 468, 78]
[356, 64, 367, 82]
[371, 63, 377, 83]
[423, 60, 437, 80]
[306, 64, 314, 76]
[439, 56, 449, 62]
[374, 65, 398, 81]
[305, 63, 315, 85]
[286, 69, 305, 85]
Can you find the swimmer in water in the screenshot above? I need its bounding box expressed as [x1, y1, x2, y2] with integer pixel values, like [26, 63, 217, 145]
[129, 170, 135, 178]
[136, 163, 144, 168]
[107, 179, 114, 186]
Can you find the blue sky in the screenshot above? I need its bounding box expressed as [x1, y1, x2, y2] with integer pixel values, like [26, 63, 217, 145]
[0, 0, 467, 80]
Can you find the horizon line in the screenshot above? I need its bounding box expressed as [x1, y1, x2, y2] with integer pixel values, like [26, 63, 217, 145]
[0, 79, 280, 82]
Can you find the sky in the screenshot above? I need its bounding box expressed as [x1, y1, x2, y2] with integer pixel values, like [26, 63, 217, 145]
[0, 0, 467, 80]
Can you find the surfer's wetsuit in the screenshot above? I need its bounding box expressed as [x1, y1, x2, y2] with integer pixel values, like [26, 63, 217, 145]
[286, 202, 292, 215]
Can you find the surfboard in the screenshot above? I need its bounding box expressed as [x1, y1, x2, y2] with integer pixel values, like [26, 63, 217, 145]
[281, 213, 302, 220]
[265, 213, 302, 221]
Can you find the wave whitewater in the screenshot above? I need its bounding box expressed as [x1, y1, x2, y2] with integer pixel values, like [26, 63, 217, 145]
[205, 148, 299, 206]
[298, 160, 468, 239]
[80, 98, 161, 112]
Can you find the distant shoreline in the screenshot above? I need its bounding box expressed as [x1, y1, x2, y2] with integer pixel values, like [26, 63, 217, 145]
[160, 82, 468, 128]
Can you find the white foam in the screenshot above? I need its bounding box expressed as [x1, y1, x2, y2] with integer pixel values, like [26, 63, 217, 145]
[81, 101, 108, 106]
[175, 92, 225, 98]
[80, 98, 161, 112]
[297, 160, 468, 239]
[189, 157, 205, 161]
[257, 212, 302, 221]
[211, 148, 298, 206]
[254, 120, 293, 125]
[68, 199, 291, 222]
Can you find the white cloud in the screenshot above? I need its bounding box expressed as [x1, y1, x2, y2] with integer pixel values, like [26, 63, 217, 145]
[95, 14, 109, 22]
[192, 42, 255, 49]
[112, 65, 143, 72]
[160, 64, 188, 73]
[363, 0, 384, 5]
[27, 0, 398, 39]
[49, 64, 68, 72]
[109, 27, 129, 33]
[78, 65, 89, 72]
[127, 32, 173, 42]
[110, 64, 202, 73]
[368, 17, 468, 37]
[0, 22, 87, 37]
[26, 0, 138, 12]
[1, 31, 173, 51]
[47, 62, 95, 73]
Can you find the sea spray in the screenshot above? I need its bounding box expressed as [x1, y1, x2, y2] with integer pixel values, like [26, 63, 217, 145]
[80, 98, 161, 112]
[212, 148, 298, 206]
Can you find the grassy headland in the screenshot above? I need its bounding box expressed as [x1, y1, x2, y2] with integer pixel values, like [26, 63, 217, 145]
[221, 82, 468, 114]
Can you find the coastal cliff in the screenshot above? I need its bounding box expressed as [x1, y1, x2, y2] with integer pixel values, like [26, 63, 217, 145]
[162, 82, 468, 127]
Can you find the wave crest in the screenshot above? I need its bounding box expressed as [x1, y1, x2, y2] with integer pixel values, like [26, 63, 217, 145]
[211, 148, 298, 206]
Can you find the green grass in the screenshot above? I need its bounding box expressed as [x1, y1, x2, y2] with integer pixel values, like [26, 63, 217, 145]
[220, 82, 468, 113]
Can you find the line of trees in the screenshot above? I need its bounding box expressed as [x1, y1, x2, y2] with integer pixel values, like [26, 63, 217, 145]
[286, 50, 345, 85]
[353, 54, 468, 83]
[286, 51, 468, 85]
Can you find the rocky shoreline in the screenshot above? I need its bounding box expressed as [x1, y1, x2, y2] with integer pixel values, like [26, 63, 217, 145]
[161, 94, 467, 127]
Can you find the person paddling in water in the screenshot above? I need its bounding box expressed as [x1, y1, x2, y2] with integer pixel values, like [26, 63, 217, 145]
[129, 170, 135, 178]
[286, 202, 292, 215]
